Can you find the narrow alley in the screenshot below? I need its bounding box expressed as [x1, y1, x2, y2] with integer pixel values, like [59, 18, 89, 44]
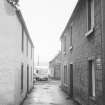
[22, 80, 78, 105]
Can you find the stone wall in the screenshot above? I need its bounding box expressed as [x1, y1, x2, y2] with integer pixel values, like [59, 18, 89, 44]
[61, 0, 103, 105]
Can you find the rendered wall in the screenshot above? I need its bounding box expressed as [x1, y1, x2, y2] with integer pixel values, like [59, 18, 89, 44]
[0, 0, 34, 105]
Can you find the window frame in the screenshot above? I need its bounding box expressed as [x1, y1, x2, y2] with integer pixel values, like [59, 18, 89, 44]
[64, 35, 66, 55]
[85, 0, 94, 37]
[21, 26, 24, 52]
[88, 0, 94, 30]
[69, 24, 73, 51]
[31, 46, 32, 59]
[26, 37, 28, 56]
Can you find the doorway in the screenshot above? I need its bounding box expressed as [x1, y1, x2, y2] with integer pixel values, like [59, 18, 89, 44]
[27, 65, 29, 93]
[88, 60, 95, 97]
[70, 64, 73, 97]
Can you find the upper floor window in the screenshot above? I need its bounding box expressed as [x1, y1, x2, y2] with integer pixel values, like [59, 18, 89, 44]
[88, 0, 94, 31]
[69, 24, 73, 51]
[70, 26, 72, 46]
[21, 27, 24, 52]
[27, 38, 28, 56]
[64, 36, 66, 54]
[31, 46, 32, 59]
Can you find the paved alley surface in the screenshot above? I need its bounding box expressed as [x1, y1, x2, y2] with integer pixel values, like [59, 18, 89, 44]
[23, 80, 78, 105]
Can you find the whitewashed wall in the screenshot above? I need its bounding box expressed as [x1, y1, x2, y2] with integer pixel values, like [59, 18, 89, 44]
[0, 0, 34, 105]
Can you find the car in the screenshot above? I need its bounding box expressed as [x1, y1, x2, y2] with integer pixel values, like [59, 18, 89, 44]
[35, 66, 49, 81]
[36, 72, 49, 81]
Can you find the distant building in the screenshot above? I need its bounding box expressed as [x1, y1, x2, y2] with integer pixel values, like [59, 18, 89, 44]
[60, 0, 105, 105]
[49, 52, 62, 80]
[0, 0, 34, 105]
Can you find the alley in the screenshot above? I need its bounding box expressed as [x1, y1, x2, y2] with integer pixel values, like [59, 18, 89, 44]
[22, 80, 77, 105]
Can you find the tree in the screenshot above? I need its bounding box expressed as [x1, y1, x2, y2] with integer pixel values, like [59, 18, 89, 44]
[7, 0, 19, 6]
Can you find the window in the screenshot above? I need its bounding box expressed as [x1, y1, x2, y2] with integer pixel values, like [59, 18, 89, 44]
[69, 25, 73, 51]
[64, 65, 68, 85]
[21, 27, 24, 52]
[89, 60, 95, 97]
[27, 38, 28, 56]
[31, 46, 32, 59]
[88, 0, 94, 31]
[70, 26, 72, 46]
[21, 64, 24, 92]
[64, 36, 66, 54]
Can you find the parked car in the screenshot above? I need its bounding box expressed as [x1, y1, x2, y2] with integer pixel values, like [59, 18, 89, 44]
[35, 70, 49, 81]
[35, 66, 49, 81]
[36, 73, 48, 81]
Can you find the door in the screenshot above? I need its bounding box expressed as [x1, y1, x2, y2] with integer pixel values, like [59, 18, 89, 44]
[70, 64, 73, 97]
[88, 60, 95, 97]
[27, 65, 29, 93]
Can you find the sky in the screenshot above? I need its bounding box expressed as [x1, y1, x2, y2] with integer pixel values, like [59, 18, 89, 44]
[19, 0, 78, 66]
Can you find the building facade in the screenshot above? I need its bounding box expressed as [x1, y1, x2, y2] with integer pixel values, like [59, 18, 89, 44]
[0, 0, 34, 105]
[49, 52, 61, 80]
[60, 0, 105, 105]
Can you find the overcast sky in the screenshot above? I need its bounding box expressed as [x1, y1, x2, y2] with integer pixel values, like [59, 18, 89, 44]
[19, 0, 78, 66]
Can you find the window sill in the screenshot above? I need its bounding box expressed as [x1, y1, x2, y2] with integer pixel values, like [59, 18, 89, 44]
[85, 28, 94, 37]
[69, 46, 73, 51]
